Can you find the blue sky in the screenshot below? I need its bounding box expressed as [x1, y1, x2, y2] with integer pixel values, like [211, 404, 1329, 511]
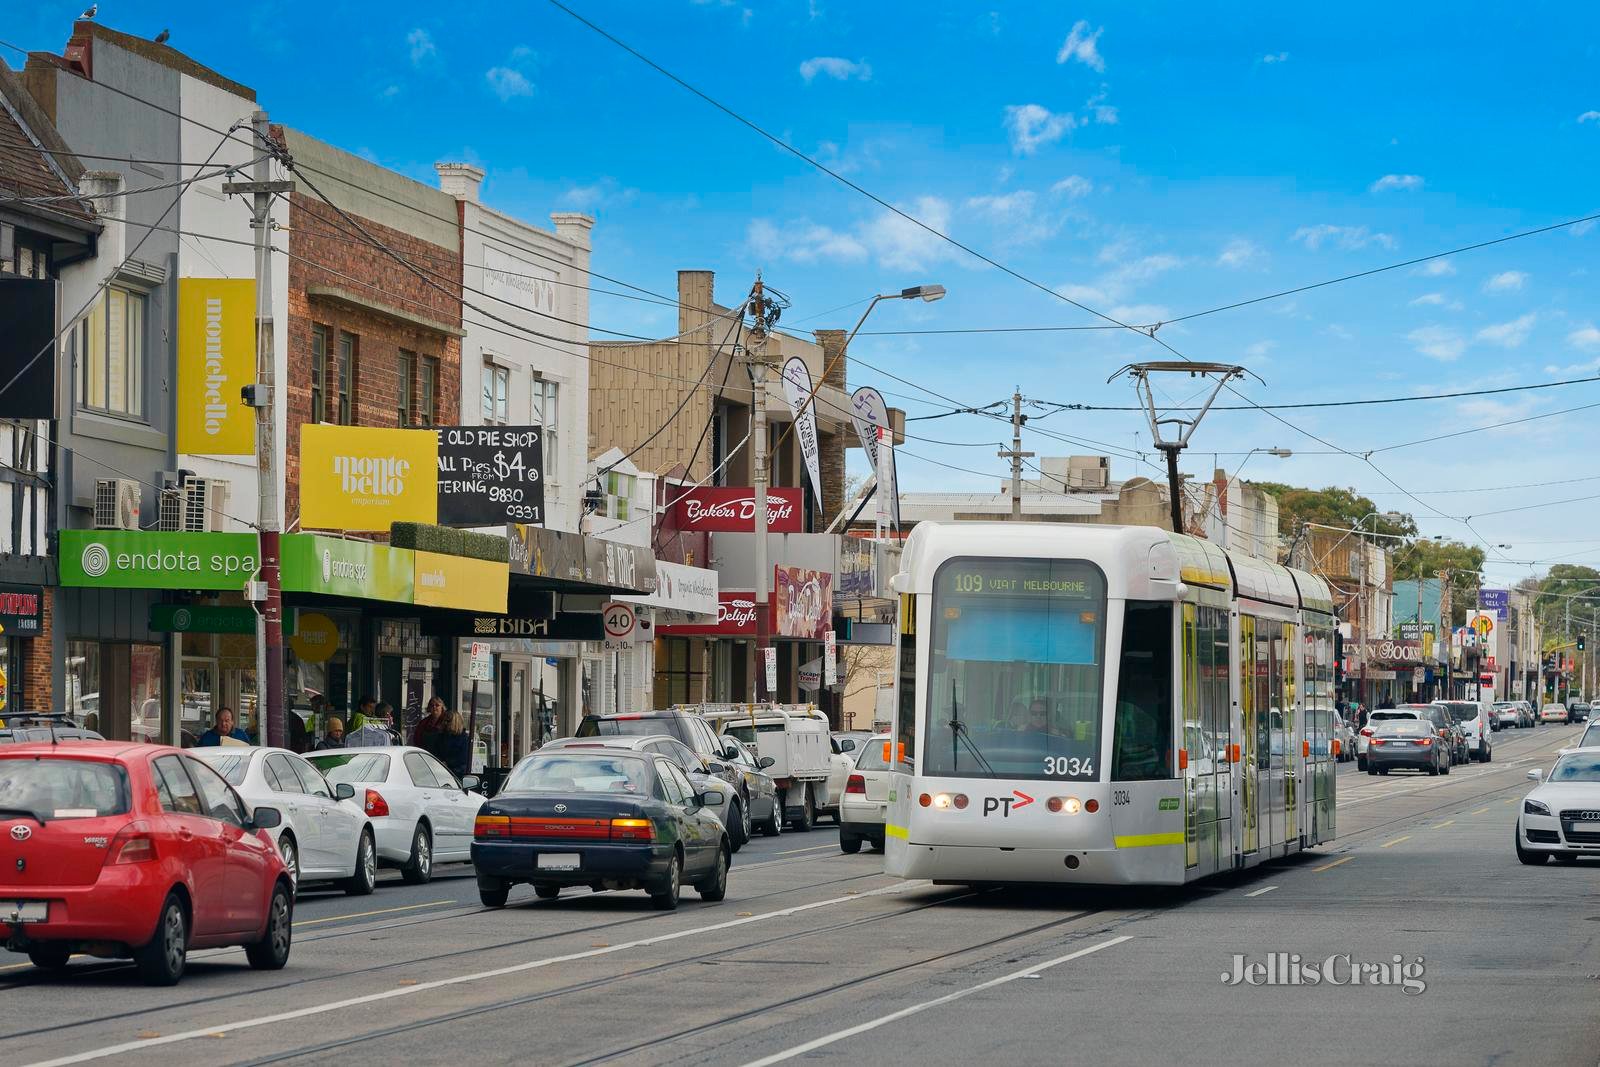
[10, 2, 1600, 583]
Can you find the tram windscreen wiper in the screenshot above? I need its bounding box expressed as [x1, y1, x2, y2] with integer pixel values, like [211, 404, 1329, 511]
[948, 681, 995, 775]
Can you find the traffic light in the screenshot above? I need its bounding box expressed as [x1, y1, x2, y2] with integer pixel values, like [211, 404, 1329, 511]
[1581, 635, 1587, 652]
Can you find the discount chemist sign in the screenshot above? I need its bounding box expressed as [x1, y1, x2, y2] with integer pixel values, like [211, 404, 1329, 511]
[60, 531, 259, 591]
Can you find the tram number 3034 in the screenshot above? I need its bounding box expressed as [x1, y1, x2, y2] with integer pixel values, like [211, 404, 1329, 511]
[1043, 756, 1094, 777]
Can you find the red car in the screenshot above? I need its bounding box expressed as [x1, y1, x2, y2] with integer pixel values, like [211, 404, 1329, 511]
[0, 742, 294, 985]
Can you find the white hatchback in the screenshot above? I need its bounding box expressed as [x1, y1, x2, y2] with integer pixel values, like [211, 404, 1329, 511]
[306, 747, 486, 884]
[191, 746, 377, 893]
[839, 734, 893, 854]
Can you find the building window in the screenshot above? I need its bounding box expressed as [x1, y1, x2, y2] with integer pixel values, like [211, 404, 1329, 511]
[482, 362, 509, 425]
[419, 356, 439, 427]
[77, 285, 146, 417]
[654, 638, 704, 707]
[398, 349, 415, 425]
[310, 324, 328, 423]
[606, 470, 634, 520]
[532, 377, 558, 479]
[336, 331, 356, 425]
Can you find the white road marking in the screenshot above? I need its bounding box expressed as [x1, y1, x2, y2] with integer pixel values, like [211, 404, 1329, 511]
[24, 881, 929, 1067]
[739, 935, 1132, 1067]
[1244, 885, 1278, 898]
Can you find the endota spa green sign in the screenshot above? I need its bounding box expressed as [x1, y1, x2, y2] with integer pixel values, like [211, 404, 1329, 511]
[60, 531, 259, 591]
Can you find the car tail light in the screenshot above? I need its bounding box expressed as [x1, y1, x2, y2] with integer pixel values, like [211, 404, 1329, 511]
[610, 817, 655, 842]
[1416, 737, 1433, 746]
[364, 789, 390, 817]
[845, 774, 867, 795]
[1360, 727, 1374, 737]
[1370, 738, 1387, 746]
[108, 824, 157, 865]
[475, 814, 511, 838]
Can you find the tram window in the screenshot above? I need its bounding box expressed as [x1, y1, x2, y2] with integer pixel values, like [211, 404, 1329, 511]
[1112, 601, 1174, 781]
[923, 557, 1106, 781]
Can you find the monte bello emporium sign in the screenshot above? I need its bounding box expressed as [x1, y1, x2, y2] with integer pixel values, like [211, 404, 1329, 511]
[60, 530, 259, 591]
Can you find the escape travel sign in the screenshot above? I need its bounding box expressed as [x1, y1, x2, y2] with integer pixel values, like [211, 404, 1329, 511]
[436, 426, 545, 526]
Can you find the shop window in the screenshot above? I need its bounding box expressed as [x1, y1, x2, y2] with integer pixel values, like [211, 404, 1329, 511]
[311, 324, 329, 423]
[482, 362, 509, 425]
[336, 331, 357, 424]
[66, 640, 163, 742]
[654, 638, 703, 707]
[398, 349, 416, 425]
[76, 285, 147, 418]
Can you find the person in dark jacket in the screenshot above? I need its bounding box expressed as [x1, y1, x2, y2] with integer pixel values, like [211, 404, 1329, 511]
[315, 717, 347, 750]
[441, 711, 471, 781]
[196, 707, 251, 747]
[410, 697, 448, 756]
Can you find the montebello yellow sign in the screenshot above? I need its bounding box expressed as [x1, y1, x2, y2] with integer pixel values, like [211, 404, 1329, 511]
[300, 425, 438, 531]
[177, 279, 257, 455]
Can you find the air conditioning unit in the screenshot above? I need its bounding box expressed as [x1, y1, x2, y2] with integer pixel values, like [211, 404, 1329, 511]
[157, 476, 184, 532]
[1066, 455, 1110, 490]
[93, 478, 141, 530]
[183, 478, 229, 532]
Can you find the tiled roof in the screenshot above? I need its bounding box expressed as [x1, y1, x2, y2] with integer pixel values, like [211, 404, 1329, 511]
[0, 66, 95, 228]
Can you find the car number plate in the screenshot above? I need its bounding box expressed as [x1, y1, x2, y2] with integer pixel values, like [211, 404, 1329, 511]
[537, 853, 581, 872]
[2, 901, 47, 923]
[1572, 822, 1600, 834]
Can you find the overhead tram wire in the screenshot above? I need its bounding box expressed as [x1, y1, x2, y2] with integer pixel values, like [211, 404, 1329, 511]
[1039, 372, 1600, 412]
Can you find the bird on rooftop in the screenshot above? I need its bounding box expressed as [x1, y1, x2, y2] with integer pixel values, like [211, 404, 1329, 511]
[80, 4, 97, 19]
[154, 29, 170, 44]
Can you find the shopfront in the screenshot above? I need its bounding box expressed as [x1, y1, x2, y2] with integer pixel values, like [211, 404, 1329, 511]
[0, 584, 45, 718]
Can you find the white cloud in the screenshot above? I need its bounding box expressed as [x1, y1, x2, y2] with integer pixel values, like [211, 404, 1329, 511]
[1217, 238, 1263, 268]
[1292, 224, 1396, 251]
[1416, 260, 1456, 276]
[1084, 89, 1118, 125]
[560, 178, 637, 211]
[1580, 111, 1600, 123]
[1004, 103, 1078, 154]
[1409, 292, 1463, 311]
[746, 218, 867, 264]
[1483, 270, 1528, 292]
[1261, 52, 1289, 63]
[860, 196, 956, 270]
[1052, 175, 1092, 199]
[407, 28, 436, 66]
[1370, 173, 1424, 193]
[1570, 325, 1600, 350]
[1407, 325, 1466, 362]
[1056, 248, 1180, 310]
[486, 66, 534, 100]
[1477, 313, 1537, 348]
[749, 196, 957, 271]
[1056, 20, 1105, 71]
[965, 191, 1061, 245]
[799, 56, 871, 83]
[1244, 340, 1276, 359]
[1109, 304, 1170, 325]
[1574, 219, 1596, 236]
[379, 84, 401, 101]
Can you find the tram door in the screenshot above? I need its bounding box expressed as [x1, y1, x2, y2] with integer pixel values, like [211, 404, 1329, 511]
[1279, 623, 1298, 849]
[1262, 623, 1287, 855]
[1238, 614, 1258, 855]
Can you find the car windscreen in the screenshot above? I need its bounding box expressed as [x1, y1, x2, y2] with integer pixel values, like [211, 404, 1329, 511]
[0, 757, 130, 820]
[1374, 720, 1432, 736]
[1369, 711, 1419, 721]
[192, 751, 251, 785]
[577, 717, 680, 740]
[503, 754, 651, 795]
[855, 741, 891, 770]
[306, 752, 391, 784]
[1580, 724, 1600, 747]
[1440, 704, 1480, 723]
[1549, 753, 1600, 782]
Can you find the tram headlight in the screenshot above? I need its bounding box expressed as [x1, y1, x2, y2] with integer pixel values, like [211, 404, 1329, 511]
[1046, 796, 1084, 815]
[952, 794, 969, 810]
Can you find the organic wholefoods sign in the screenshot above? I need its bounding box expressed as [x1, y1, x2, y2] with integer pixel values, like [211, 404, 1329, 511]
[300, 425, 438, 531]
[60, 531, 259, 591]
[280, 534, 415, 603]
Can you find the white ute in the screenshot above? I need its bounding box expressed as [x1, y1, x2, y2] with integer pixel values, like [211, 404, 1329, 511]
[698, 705, 838, 831]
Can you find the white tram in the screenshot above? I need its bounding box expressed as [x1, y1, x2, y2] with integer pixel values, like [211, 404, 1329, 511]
[883, 522, 1338, 887]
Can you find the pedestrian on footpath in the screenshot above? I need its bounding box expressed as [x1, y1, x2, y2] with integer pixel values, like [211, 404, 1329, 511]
[197, 707, 251, 747]
[348, 695, 378, 732]
[316, 717, 347, 750]
[411, 697, 448, 756]
[442, 711, 471, 781]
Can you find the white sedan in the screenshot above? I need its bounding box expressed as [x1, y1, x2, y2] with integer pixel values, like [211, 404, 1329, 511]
[191, 746, 377, 893]
[1540, 703, 1570, 724]
[306, 746, 485, 884]
[1516, 748, 1600, 864]
[839, 734, 893, 854]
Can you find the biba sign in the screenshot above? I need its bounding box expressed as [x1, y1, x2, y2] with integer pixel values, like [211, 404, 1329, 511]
[301, 425, 438, 531]
[658, 593, 760, 637]
[673, 487, 803, 533]
[177, 278, 256, 455]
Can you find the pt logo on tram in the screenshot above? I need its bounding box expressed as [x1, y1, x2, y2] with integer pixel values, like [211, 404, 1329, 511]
[982, 790, 1035, 817]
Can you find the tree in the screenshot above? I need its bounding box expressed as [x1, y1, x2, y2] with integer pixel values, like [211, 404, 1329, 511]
[1254, 483, 1416, 541]
[1534, 565, 1600, 639]
[1391, 539, 1485, 628]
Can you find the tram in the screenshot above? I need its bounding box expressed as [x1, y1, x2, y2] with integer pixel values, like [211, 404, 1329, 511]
[883, 522, 1338, 887]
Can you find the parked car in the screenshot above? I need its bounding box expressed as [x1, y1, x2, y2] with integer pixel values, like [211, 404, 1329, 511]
[1366, 718, 1449, 776]
[575, 711, 744, 796]
[1435, 700, 1492, 763]
[543, 735, 748, 851]
[306, 747, 485, 885]
[192, 746, 374, 892]
[1515, 747, 1600, 864]
[1406, 704, 1466, 765]
[724, 737, 783, 838]
[1570, 702, 1591, 724]
[1541, 703, 1570, 724]
[1357, 708, 1425, 771]
[1493, 702, 1522, 729]
[1331, 713, 1357, 763]
[0, 742, 293, 984]
[473, 748, 729, 910]
[703, 706, 836, 831]
[1575, 721, 1600, 750]
[839, 735, 893, 854]
[832, 731, 874, 758]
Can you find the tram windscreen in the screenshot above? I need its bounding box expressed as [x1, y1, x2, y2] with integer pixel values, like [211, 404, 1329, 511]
[925, 558, 1106, 781]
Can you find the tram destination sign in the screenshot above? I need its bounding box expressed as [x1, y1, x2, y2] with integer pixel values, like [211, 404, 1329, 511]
[436, 426, 544, 527]
[941, 566, 1099, 599]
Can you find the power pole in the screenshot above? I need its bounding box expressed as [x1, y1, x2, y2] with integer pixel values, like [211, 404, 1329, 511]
[996, 390, 1033, 520]
[747, 278, 774, 704]
[226, 111, 292, 747]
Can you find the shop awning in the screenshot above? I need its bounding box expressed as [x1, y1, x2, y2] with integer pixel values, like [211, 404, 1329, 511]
[507, 524, 657, 596]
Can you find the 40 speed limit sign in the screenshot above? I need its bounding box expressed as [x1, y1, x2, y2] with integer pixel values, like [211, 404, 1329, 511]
[602, 601, 637, 651]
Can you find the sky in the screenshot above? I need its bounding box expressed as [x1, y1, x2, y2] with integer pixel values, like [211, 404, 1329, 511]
[8, 1, 1600, 586]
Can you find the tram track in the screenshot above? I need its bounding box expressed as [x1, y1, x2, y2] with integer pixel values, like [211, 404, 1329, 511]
[230, 891, 1112, 1067]
[0, 865, 888, 1040]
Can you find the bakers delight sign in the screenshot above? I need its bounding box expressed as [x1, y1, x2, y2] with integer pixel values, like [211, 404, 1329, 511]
[658, 593, 760, 637]
[673, 487, 803, 533]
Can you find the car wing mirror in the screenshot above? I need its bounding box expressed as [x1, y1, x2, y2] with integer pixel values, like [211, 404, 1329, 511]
[333, 782, 356, 801]
[461, 774, 482, 792]
[699, 791, 726, 806]
[758, 756, 776, 770]
[252, 805, 283, 830]
[1526, 768, 1543, 781]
